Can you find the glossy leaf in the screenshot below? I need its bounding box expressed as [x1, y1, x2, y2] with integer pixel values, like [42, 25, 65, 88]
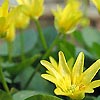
[14, 67, 55, 93]
[25, 94, 62, 100]
[13, 90, 39, 100]
[0, 29, 38, 57]
[81, 26, 100, 48]
[43, 26, 57, 46]
[2, 54, 40, 76]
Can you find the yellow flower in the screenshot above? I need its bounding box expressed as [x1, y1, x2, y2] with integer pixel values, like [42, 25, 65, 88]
[0, 0, 15, 41]
[6, 24, 15, 42]
[0, 0, 9, 36]
[10, 6, 30, 29]
[41, 51, 100, 100]
[16, 0, 44, 19]
[92, 0, 100, 12]
[52, 1, 83, 34]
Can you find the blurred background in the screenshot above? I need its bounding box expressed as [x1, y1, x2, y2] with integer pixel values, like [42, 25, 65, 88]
[0, 1, 100, 99]
[0, 0, 100, 29]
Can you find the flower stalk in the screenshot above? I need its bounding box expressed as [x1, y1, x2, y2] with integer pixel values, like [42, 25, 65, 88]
[7, 42, 13, 62]
[24, 33, 61, 88]
[34, 18, 48, 51]
[0, 63, 10, 94]
[20, 30, 25, 61]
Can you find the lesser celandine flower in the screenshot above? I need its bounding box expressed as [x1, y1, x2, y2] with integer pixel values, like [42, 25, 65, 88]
[41, 51, 100, 100]
[10, 6, 30, 29]
[0, 0, 9, 36]
[5, 24, 15, 41]
[0, 0, 15, 41]
[52, 1, 83, 34]
[16, 0, 44, 19]
[92, 0, 100, 12]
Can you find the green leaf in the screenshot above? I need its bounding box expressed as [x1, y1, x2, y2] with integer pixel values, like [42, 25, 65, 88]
[43, 26, 57, 46]
[76, 47, 94, 59]
[96, 96, 100, 100]
[13, 90, 39, 100]
[0, 29, 38, 57]
[90, 43, 100, 59]
[0, 90, 13, 100]
[81, 26, 100, 48]
[84, 95, 96, 100]
[58, 40, 75, 68]
[25, 94, 62, 100]
[73, 30, 85, 45]
[30, 26, 57, 56]
[14, 67, 55, 93]
[2, 54, 40, 76]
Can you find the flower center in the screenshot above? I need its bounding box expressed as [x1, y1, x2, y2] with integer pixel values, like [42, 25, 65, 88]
[65, 84, 78, 95]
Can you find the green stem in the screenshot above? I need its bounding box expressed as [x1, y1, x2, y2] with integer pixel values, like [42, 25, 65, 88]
[20, 31, 25, 61]
[7, 42, 12, 62]
[42, 33, 60, 59]
[0, 64, 10, 94]
[24, 33, 60, 89]
[34, 19, 47, 51]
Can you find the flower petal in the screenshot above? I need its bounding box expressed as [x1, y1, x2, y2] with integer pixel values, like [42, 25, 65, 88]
[40, 60, 61, 79]
[59, 51, 71, 75]
[1, 0, 9, 17]
[92, 0, 100, 12]
[58, 51, 71, 87]
[87, 80, 100, 90]
[41, 74, 57, 84]
[54, 87, 67, 96]
[84, 80, 100, 93]
[72, 52, 84, 84]
[49, 56, 58, 70]
[6, 24, 15, 42]
[40, 60, 55, 72]
[81, 59, 100, 84]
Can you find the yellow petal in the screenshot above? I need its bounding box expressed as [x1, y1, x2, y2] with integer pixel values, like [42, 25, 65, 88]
[49, 56, 58, 70]
[85, 88, 94, 93]
[40, 60, 61, 78]
[17, 0, 44, 19]
[58, 51, 71, 86]
[86, 80, 100, 93]
[41, 74, 57, 84]
[14, 7, 30, 29]
[52, 0, 83, 34]
[58, 51, 71, 75]
[0, 17, 7, 34]
[81, 59, 100, 84]
[1, 0, 9, 17]
[6, 24, 15, 42]
[54, 87, 67, 96]
[92, 0, 100, 12]
[72, 52, 84, 84]
[40, 60, 55, 72]
[31, 0, 44, 19]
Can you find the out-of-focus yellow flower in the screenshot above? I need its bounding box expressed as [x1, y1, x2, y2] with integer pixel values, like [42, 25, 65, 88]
[10, 6, 30, 29]
[41, 51, 100, 100]
[53, 1, 83, 34]
[0, 0, 15, 41]
[16, 0, 44, 19]
[0, 0, 9, 36]
[6, 24, 15, 42]
[92, 0, 100, 12]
